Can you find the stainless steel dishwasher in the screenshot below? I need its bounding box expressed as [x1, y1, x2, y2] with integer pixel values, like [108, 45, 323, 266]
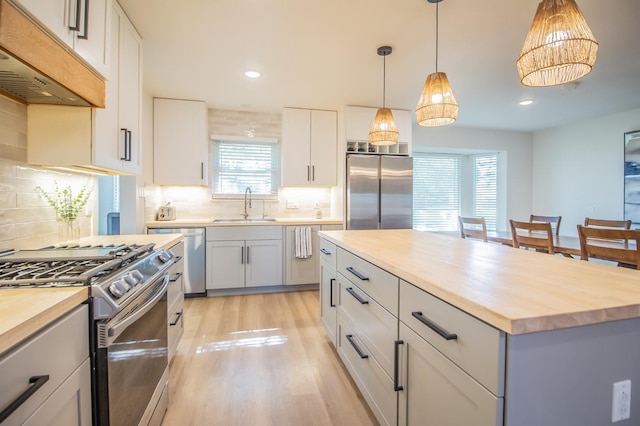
[147, 227, 206, 296]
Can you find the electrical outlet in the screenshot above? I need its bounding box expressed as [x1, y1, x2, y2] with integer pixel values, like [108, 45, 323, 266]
[286, 199, 299, 209]
[612, 380, 631, 422]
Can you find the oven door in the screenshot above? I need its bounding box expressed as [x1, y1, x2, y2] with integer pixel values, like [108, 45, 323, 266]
[94, 273, 169, 426]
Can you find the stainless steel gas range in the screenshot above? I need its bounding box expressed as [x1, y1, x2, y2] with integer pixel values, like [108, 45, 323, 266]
[0, 243, 176, 426]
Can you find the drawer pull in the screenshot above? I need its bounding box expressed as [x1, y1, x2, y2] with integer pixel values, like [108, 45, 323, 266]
[345, 334, 369, 359]
[329, 278, 336, 307]
[346, 287, 369, 305]
[411, 311, 458, 341]
[173, 255, 184, 263]
[320, 248, 332, 255]
[0, 375, 49, 423]
[394, 340, 404, 392]
[346, 266, 369, 281]
[170, 272, 183, 282]
[170, 311, 183, 326]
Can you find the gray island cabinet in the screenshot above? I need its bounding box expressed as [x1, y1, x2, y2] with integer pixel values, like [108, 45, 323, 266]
[319, 229, 640, 426]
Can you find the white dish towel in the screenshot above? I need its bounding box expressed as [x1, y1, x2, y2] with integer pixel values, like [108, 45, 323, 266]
[295, 227, 313, 259]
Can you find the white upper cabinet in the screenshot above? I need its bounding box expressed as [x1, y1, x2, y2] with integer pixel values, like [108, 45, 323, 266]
[345, 106, 412, 155]
[153, 98, 209, 185]
[27, 1, 142, 175]
[15, 0, 111, 77]
[281, 108, 337, 186]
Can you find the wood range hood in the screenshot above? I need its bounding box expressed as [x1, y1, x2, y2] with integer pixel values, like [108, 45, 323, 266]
[0, 0, 104, 107]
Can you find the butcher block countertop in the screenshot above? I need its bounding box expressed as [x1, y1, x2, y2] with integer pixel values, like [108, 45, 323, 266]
[320, 229, 640, 335]
[0, 233, 183, 355]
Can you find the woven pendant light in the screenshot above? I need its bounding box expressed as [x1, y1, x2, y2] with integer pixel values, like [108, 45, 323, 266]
[416, 0, 458, 127]
[369, 46, 399, 146]
[517, 0, 598, 87]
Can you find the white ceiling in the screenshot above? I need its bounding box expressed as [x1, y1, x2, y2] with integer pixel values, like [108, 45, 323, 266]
[117, 0, 640, 132]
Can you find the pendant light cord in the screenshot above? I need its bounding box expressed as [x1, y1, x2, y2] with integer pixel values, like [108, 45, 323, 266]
[382, 54, 386, 108]
[435, 0, 439, 72]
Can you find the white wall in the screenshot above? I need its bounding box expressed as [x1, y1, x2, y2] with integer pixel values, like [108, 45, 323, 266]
[412, 125, 533, 231]
[532, 108, 640, 236]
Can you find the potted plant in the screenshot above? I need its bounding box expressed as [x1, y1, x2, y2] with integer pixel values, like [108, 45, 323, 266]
[35, 181, 93, 244]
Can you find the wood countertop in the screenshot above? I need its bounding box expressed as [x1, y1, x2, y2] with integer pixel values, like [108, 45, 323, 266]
[0, 233, 183, 356]
[319, 229, 640, 335]
[0, 287, 88, 355]
[146, 218, 343, 228]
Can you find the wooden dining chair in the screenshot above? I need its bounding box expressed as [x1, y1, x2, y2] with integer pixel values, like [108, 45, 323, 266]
[510, 220, 555, 254]
[584, 218, 632, 229]
[458, 216, 488, 242]
[576, 225, 640, 269]
[529, 214, 562, 236]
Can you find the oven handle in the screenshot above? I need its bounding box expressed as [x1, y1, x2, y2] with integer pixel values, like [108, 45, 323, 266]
[107, 274, 169, 342]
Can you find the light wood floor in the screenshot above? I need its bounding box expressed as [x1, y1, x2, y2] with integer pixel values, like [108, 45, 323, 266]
[161, 290, 378, 426]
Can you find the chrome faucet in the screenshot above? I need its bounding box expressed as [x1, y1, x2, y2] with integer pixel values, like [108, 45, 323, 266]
[243, 187, 252, 219]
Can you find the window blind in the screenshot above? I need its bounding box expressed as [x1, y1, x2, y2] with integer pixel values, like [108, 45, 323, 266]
[413, 153, 461, 231]
[212, 140, 278, 195]
[473, 154, 497, 231]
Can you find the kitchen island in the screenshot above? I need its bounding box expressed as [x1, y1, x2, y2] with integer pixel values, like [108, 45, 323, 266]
[320, 229, 640, 425]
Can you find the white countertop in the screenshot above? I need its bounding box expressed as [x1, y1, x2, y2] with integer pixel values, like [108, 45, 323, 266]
[146, 218, 344, 227]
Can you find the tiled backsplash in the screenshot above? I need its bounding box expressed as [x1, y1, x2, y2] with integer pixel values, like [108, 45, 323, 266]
[0, 97, 96, 249]
[145, 108, 338, 221]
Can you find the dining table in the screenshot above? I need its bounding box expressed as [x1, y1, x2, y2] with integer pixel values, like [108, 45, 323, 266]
[486, 230, 582, 257]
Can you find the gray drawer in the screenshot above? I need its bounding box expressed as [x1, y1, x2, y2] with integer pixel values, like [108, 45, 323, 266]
[337, 313, 397, 426]
[0, 305, 89, 425]
[399, 280, 505, 396]
[337, 276, 397, 378]
[319, 238, 337, 270]
[337, 247, 398, 315]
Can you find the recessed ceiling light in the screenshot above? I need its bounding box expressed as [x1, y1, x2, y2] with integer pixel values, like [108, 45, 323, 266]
[244, 70, 261, 79]
[519, 99, 534, 106]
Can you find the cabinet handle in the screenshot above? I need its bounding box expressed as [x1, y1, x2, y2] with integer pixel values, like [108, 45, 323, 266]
[170, 271, 183, 282]
[78, 0, 89, 39]
[312, 165, 315, 181]
[329, 278, 335, 307]
[69, 0, 81, 31]
[346, 266, 369, 281]
[173, 255, 183, 263]
[307, 165, 310, 181]
[320, 248, 332, 255]
[345, 334, 368, 359]
[345, 287, 368, 305]
[201, 162, 204, 179]
[246, 246, 250, 264]
[394, 340, 404, 391]
[120, 128, 128, 160]
[169, 311, 183, 326]
[241, 246, 244, 264]
[0, 375, 49, 423]
[126, 130, 132, 161]
[411, 311, 458, 341]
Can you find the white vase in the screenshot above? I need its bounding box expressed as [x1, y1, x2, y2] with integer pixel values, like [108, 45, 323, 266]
[58, 218, 80, 245]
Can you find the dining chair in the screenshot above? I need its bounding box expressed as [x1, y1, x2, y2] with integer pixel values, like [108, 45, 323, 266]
[510, 220, 555, 254]
[583, 218, 632, 229]
[458, 216, 488, 242]
[576, 225, 640, 269]
[529, 214, 562, 236]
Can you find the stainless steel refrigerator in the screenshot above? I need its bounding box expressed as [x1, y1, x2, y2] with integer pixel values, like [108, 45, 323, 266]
[346, 154, 413, 230]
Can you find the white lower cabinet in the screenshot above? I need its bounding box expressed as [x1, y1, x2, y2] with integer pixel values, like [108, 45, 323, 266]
[167, 240, 185, 363]
[0, 305, 91, 426]
[285, 224, 343, 286]
[397, 322, 503, 425]
[319, 238, 338, 345]
[206, 226, 283, 290]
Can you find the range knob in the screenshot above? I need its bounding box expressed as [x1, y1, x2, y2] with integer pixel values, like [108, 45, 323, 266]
[123, 273, 139, 287]
[108, 280, 129, 298]
[157, 249, 173, 263]
[130, 270, 144, 282]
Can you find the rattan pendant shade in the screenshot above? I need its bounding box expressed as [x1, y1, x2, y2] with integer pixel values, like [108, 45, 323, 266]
[369, 46, 399, 146]
[517, 0, 598, 87]
[415, 0, 458, 128]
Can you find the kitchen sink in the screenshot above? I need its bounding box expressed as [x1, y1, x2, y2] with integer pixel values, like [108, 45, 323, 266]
[212, 218, 277, 223]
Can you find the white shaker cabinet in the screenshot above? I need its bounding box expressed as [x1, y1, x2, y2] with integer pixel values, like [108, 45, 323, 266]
[206, 226, 283, 290]
[319, 237, 337, 345]
[0, 305, 91, 426]
[153, 98, 209, 185]
[281, 108, 337, 186]
[285, 224, 343, 286]
[15, 0, 111, 77]
[27, 1, 142, 175]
